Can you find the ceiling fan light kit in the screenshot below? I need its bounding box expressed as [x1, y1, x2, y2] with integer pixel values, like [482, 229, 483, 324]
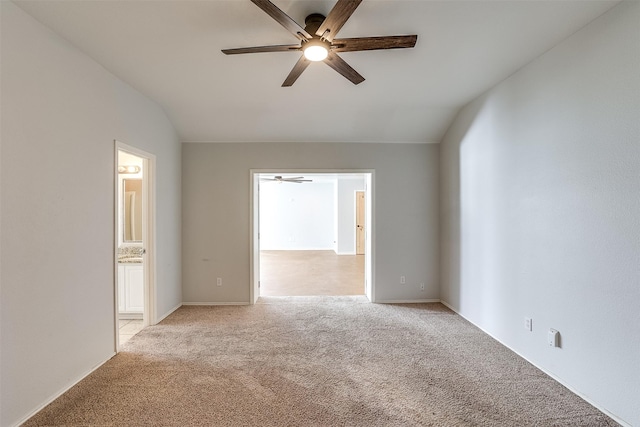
[303, 39, 330, 62]
[222, 0, 417, 87]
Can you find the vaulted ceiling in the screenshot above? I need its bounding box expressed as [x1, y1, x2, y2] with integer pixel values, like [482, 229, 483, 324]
[15, 0, 617, 143]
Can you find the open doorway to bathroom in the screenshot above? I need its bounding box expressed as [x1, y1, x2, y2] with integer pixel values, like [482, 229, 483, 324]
[115, 142, 156, 349]
[250, 171, 374, 302]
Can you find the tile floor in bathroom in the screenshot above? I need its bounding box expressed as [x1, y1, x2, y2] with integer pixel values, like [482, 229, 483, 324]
[119, 319, 143, 345]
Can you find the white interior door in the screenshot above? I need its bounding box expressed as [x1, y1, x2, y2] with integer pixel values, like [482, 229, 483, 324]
[356, 191, 365, 255]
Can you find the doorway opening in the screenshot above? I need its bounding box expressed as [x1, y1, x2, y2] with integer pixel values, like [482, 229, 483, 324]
[250, 170, 374, 302]
[115, 142, 156, 350]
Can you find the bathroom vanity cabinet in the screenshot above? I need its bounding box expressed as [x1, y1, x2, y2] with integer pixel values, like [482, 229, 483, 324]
[118, 263, 144, 317]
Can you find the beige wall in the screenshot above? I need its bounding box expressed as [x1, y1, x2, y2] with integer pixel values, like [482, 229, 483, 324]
[182, 142, 439, 303]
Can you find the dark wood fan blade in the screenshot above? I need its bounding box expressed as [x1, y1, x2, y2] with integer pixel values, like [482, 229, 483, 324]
[331, 35, 417, 52]
[282, 55, 311, 87]
[315, 0, 362, 42]
[222, 44, 301, 55]
[283, 177, 304, 180]
[323, 52, 364, 85]
[251, 0, 311, 41]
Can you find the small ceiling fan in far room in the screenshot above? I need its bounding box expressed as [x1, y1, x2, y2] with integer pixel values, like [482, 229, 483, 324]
[222, 0, 418, 86]
[260, 176, 313, 184]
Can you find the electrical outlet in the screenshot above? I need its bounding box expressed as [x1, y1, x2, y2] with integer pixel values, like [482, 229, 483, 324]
[525, 317, 532, 331]
[420, 283, 425, 291]
[400, 276, 406, 284]
[216, 277, 222, 287]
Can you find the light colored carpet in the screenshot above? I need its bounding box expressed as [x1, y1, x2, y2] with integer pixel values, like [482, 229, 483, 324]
[23, 298, 618, 426]
[260, 250, 364, 296]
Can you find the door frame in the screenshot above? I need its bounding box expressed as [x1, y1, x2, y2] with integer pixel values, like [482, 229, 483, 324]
[114, 141, 157, 351]
[249, 169, 375, 303]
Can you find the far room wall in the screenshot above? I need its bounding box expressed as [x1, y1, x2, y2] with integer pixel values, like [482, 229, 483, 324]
[259, 176, 366, 252]
[182, 142, 439, 304]
[260, 179, 336, 251]
[336, 177, 366, 255]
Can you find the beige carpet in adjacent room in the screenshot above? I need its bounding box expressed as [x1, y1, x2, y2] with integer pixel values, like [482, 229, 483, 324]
[23, 297, 618, 426]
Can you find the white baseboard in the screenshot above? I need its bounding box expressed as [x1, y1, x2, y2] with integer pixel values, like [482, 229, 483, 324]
[376, 299, 441, 304]
[13, 353, 115, 427]
[154, 302, 183, 324]
[439, 300, 631, 427]
[182, 302, 250, 306]
[260, 248, 335, 251]
[439, 300, 455, 311]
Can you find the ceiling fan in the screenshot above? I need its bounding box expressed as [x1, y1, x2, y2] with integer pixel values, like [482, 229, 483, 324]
[261, 176, 313, 184]
[222, 0, 417, 87]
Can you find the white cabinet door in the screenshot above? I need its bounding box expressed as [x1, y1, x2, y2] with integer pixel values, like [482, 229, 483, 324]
[124, 265, 144, 312]
[117, 265, 126, 313]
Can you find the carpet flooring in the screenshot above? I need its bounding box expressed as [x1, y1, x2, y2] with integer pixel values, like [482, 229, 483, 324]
[23, 297, 618, 426]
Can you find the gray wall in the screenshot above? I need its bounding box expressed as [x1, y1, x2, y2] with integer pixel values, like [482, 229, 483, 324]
[1, 3, 182, 426]
[439, 2, 640, 425]
[182, 143, 439, 303]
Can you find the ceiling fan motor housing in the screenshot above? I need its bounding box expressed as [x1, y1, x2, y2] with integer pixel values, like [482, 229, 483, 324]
[304, 13, 327, 36]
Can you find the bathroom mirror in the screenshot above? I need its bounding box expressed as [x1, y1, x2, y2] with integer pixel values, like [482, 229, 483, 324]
[123, 179, 143, 242]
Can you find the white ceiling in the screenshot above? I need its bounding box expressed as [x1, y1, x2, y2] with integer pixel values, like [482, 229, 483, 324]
[15, 0, 618, 144]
